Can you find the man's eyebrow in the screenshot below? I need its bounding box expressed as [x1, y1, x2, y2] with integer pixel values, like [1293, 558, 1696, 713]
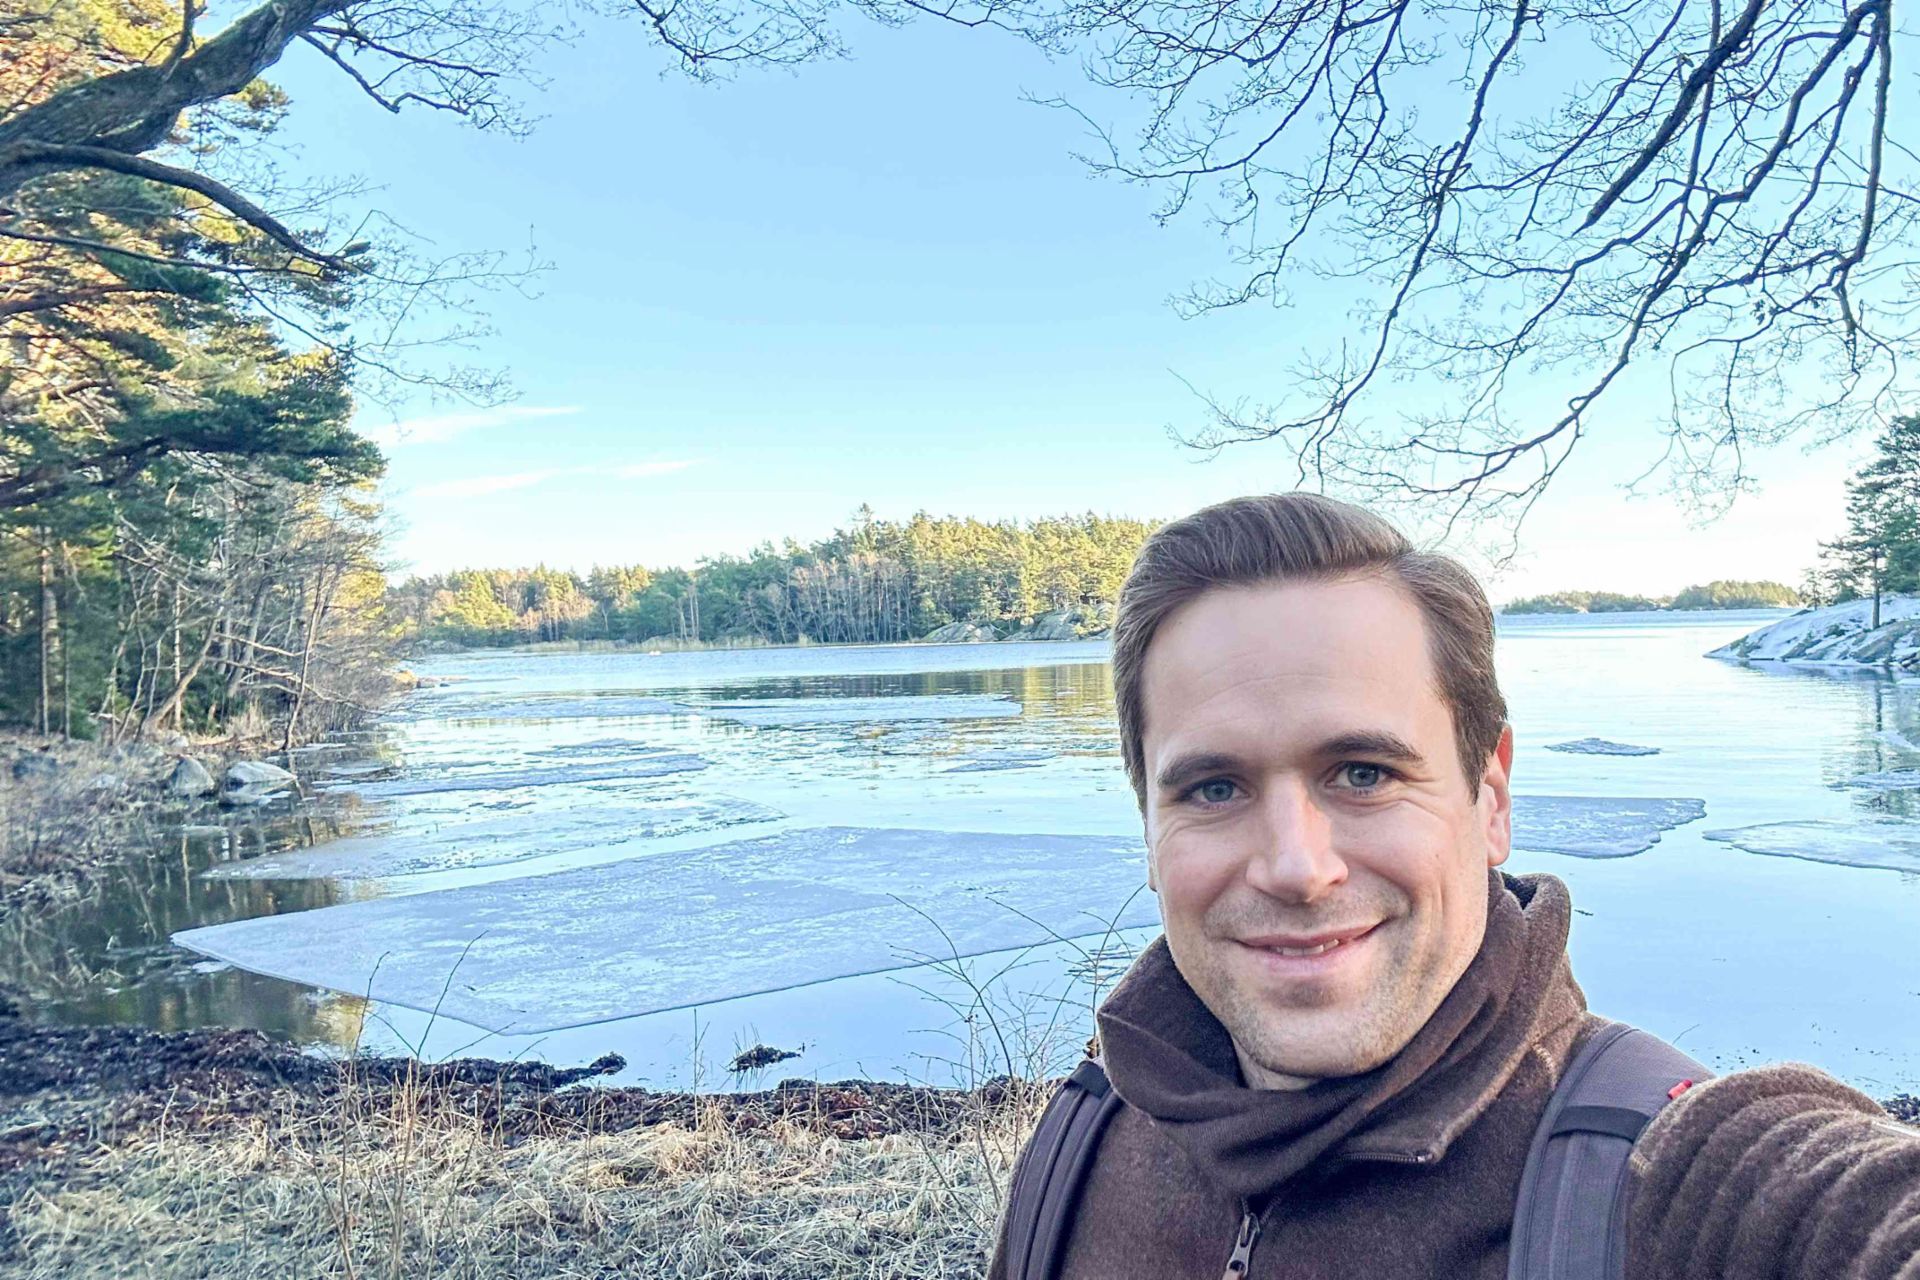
[1154, 752, 1245, 792]
[1318, 731, 1427, 766]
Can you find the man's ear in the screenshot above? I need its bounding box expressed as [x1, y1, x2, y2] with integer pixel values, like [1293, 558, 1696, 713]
[1481, 725, 1515, 869]
[1144, 814, 1160, 893]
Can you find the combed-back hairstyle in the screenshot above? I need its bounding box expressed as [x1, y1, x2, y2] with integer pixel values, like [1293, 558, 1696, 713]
[1112, 493, 1507, 806]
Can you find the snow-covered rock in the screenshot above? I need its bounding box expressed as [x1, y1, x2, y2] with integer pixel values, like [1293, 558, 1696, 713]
[1707, 596, 1920, 666]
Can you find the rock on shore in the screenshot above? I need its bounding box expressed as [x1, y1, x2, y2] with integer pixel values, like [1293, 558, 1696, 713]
[919, 604, 1113, 645]
[919, 621, 999, 643]
[167, 757, 218, 798]
[1708, 596, 1920, 668]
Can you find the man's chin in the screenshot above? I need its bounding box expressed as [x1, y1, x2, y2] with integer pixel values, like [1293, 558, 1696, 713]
[1233, 1023, 1404, 1086]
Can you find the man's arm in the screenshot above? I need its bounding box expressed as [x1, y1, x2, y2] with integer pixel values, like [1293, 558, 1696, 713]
[1627, 1065, 1920, 1278]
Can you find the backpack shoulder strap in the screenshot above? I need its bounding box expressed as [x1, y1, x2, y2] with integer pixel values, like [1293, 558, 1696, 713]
[1003, 1058, 1126, 1280]
[1507, 1021, 1713, 1280]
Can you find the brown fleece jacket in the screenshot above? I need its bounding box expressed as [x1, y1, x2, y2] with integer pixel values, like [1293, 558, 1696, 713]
[986, 873, 1920, 1280]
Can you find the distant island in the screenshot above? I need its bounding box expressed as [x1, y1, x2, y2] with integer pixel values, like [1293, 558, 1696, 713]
[1502, 580, 1802, 615]
[387, 510, 1155, 651]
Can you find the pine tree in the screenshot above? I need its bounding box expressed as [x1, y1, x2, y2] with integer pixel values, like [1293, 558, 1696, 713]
[1821, 416, 1920, 627]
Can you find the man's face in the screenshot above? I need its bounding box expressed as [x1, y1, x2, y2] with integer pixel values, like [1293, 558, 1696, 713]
[1140, 574, 1514, 1087]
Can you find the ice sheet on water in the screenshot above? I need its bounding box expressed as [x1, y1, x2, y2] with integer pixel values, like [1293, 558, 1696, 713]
[203, 797, 785, 880]
[698, 695, 1019, 726]
[945, 749, 1055, 773]
[393, 694, 693, 724]
[538, 737, 685, 759]
[173, 826, 1153, 1033]
[1833, 769, 1920, 792]
[343, 753, 709, 798]
[1510, 795, 1705, 858]
[1544, 738, 1660, 757]
[1705, 818, 1920, 874]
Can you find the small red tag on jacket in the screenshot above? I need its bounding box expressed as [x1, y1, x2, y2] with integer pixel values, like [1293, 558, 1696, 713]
[1668, 1079, 1695, 1100]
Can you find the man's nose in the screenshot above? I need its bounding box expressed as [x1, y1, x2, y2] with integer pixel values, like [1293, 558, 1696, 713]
[1244, 776, 1347, 903]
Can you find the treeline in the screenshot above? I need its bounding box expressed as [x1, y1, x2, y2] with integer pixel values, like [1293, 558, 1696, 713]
[387, 511, 1158, 648]
[1503, 580, 1802, 615]
[1, 5, 394, 745]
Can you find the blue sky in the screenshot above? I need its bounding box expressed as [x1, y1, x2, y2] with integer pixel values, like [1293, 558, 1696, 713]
[257, 8, 1870, 599]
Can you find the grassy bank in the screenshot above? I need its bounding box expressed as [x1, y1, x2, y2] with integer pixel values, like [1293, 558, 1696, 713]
[5, 997, 1916, 1279]
[0, 1001, 1043, 1279]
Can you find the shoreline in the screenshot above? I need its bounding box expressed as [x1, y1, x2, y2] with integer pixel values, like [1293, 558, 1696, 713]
[11, 996, 1914, 1275]
[0, 994, 1037, 1277]
[0, 993, 1022, 1178]
[410, 633, 1106, 658]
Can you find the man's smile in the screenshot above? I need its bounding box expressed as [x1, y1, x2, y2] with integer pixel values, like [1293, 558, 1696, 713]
[1232, 922, 1381, 971]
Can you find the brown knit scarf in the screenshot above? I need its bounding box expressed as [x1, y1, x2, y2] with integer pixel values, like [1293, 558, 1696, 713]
[1097, 871, 1585, 1206]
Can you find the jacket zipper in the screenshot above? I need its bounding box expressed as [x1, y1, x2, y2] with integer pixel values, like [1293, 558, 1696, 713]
[1220, 1206, 1261, 1279]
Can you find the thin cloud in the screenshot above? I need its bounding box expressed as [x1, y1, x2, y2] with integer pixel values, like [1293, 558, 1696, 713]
[614, 460, 698, 479]
[411, 459, 699, 500]
[414, 469, 568, 499]
[361, 405, 582, 449]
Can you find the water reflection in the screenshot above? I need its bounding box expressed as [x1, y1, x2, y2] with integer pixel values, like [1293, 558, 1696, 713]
[5, 792, 369, 1045]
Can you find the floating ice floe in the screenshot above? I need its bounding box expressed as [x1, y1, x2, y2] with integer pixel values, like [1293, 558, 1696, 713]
[1544, 738, 1660, 757]
[344, 752, 709, 798]
[698, 695, 1019, 726]
[173, 826, 1152, 1033]
[1832, 769, 1920, 792]
[1704, 818, 1920, 874]
[945, 749, 1055, 773]
[1510, 795, 1705, 858]
[203, 797, 784, 881]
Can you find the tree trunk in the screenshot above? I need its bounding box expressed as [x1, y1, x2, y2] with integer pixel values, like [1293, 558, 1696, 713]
[36, 535, 52, 736]
[144, 626, 215, 738]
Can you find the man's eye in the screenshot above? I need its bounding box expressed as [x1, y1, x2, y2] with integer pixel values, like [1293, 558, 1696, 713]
[1189, 778, 1241, 805]
[1337, 763, 1388, 790]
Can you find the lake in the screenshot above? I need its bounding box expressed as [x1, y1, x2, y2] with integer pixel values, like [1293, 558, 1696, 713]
[18, 610, 1920, 1096]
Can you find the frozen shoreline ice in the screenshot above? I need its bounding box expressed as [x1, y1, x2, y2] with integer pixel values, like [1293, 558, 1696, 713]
[202, 797, 786, 881]
[173, 826, 1153, 1033]
[343, 752, 709, 798]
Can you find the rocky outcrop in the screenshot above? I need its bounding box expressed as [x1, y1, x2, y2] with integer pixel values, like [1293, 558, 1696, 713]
[1005, 603, 1115, 642]
[919, 603, 1116, 644]
[1709, 597, 1920, 668]
[920, 621, 999, 644]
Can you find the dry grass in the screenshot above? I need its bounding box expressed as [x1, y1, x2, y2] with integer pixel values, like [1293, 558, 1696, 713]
[6, 1063, 1047, 1280]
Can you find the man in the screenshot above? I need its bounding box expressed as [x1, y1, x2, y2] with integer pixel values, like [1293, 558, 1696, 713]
[987, 494, 1920, 1280]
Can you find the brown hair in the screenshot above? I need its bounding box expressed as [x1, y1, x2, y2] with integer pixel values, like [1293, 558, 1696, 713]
[1112, 493, 1506, 805]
